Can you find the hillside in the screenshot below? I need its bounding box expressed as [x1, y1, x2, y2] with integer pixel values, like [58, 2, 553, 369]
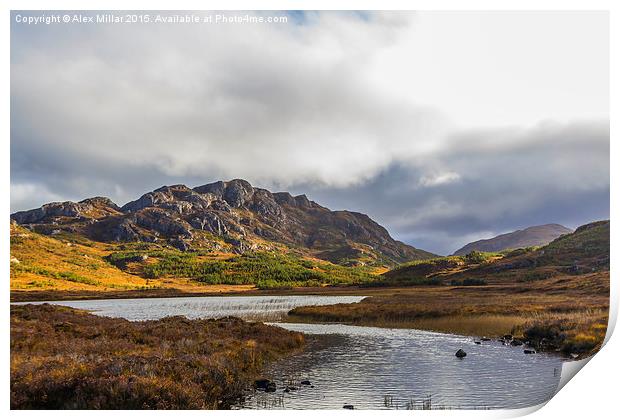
[290, 220, 610, 357]
[9, 222, 381, 298]
[11, 179, 435, 267]
[380, 220, 609, 288]
[453, 224, 572, 255]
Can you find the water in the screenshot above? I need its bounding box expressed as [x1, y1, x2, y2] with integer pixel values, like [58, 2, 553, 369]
[241, 323, 562, 409]
[18, 295, 365, 322]
[19, 295, 563, 410]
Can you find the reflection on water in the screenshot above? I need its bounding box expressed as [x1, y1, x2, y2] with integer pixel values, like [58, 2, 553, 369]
[17, 295, 365, 321]
[18, 295, 563, 410]
[239, 323, 562, 410]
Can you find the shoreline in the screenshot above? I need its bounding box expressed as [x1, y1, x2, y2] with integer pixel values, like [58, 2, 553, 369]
[281, 314, 569, 359]
[11, 282, 608, 360]
[9, 285, 378, 302]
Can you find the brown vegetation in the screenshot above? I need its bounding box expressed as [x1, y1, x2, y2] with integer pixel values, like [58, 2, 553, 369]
[288, 277, 609, 357]
[10, 304, 304, 409]
[289, 221, 610, 358]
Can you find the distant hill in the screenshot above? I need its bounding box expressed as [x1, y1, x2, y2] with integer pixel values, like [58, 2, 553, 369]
[381, 220, 609, 289]
[453, 224, 572, 255]
[10, 179, 435, 266]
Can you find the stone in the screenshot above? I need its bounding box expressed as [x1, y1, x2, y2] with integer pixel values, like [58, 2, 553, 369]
[254, 379, 276, 392]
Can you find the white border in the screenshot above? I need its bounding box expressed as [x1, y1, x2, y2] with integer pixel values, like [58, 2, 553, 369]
[2, 1, 616, 419]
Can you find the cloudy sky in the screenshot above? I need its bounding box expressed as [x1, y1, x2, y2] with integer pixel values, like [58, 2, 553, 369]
[11, 11, 609, 255]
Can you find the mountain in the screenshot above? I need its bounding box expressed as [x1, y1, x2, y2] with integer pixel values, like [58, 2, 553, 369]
[10, 179, 435, 266]
[382, 220, 609, 288]
[452, 224, 572, 256]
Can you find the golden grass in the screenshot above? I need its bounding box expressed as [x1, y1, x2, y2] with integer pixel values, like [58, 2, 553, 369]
[289, 275, 609, 357]
[11, 304, 305, 409]
[10, 224, 260, 295]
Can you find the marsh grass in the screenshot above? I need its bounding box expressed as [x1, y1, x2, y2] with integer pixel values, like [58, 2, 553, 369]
[10, 304, 304, 409]
[288, 280, 609, 357]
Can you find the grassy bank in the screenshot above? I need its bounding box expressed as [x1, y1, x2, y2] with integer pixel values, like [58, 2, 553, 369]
[289, 277, 609, 358]
[10, 304, 304, 409]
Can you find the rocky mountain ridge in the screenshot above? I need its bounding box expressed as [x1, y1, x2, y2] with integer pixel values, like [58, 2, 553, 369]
[11, 179, 435, 266]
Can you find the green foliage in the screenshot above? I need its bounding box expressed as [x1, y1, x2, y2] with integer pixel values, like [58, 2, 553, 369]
[539, 220, 609, 267]
[464, 250, 492, 264]
[107, 250, 378, 288]
[503, 246, 539, 258]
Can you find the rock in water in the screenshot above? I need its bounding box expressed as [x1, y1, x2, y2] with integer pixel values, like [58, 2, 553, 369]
[343, 404, 354, 410]
[455, 349, 467, 358]
[254, 378, 276, 392]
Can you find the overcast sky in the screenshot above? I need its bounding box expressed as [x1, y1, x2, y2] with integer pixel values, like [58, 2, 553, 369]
[11, 11, 609, 255]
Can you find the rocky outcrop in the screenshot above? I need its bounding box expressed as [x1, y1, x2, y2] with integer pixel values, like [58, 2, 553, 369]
[10, 179, 435, 266]
[11, 197, 121, 224]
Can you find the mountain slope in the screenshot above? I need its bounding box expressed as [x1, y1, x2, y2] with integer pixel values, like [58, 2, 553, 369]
[9, 221, 377, 296]
[381, 220, 609, 289]
[453, 223, 572, 255]
[11, 179, 435, 266]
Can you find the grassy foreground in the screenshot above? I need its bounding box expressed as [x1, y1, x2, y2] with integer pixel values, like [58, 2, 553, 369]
[10, 304, 304, 409]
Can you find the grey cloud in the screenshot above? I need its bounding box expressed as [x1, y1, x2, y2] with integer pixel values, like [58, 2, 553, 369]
[291, 121, 609, 254]
[10, 12, 609, 256]
[11, 11, 448, 210]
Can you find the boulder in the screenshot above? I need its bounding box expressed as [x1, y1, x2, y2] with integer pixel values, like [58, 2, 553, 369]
[343, 404, 354, 410]
[254, 379, 276, 392]
[455, 349, 467, 358]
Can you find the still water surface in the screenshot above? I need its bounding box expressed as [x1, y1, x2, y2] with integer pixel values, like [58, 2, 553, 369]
[20, 295, 563, 409]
